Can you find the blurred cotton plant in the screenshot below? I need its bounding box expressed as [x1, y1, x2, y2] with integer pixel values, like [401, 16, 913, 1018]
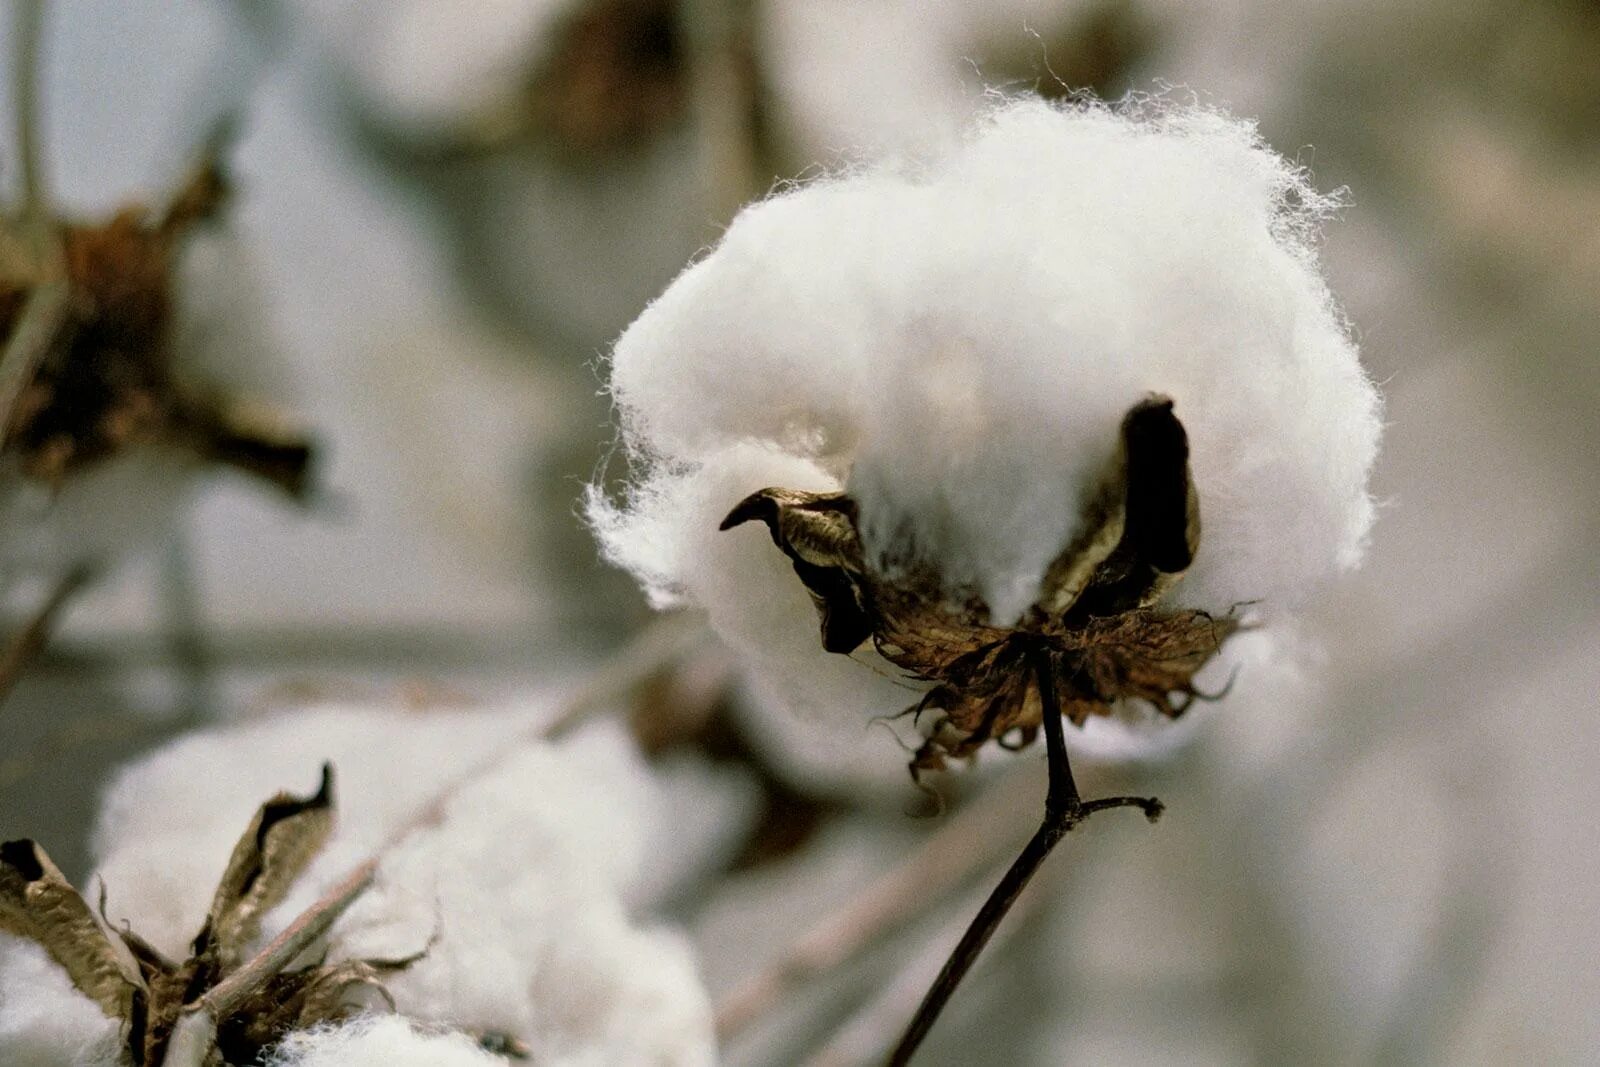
[0, 5, 315, 689]
[276, 0, 739, 350]
[590, 96, 1381, 1058]
[0, 694, 721, 1066]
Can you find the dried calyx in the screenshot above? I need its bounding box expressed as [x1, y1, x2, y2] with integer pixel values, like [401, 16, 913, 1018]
[0, 145, 315, 499]
[0, 767, 423, 1066]
[722, 395, 1242, 779]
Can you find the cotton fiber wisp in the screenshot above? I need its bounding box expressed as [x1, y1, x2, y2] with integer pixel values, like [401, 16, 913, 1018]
[589, 97, 1382, 770]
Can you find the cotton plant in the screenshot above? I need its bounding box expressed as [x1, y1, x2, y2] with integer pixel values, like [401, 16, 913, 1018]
[275, 0, 709, 351]
[0, 6, 316, 632]
[590, 96, 1381, 1057]
[281, 0, 683, 154]
[0, 700, 721, 1066]
[0, 148, 315, 580]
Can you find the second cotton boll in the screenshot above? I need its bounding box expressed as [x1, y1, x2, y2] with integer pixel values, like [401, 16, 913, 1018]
[590, 97, 1382, 757]
[57, 705, 719, 1066]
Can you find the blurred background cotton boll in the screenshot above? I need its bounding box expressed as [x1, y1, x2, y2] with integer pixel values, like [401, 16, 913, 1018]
[0, 1, 1598, 1065]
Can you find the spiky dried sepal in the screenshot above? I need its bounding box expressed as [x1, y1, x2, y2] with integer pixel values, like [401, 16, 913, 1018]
[200, 763, 335, 970]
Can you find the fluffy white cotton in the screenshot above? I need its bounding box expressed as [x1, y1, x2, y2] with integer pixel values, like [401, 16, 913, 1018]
[759, 0, 1106, 164]
[592, 97, 1380, 731]
[79, 699, 716, 1066]
[266, 1016, 505, 1067]
[0, 935, 123, 1067]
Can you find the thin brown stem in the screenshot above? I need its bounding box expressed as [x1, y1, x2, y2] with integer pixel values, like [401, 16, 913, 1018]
[0, 564, 91, 707]
[802, 863, 1056, 1067]
[885, 647, 1162, 1066]
[713, 762, 1040, 1040]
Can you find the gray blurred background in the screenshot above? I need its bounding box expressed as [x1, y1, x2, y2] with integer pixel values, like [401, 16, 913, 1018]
[1, 1, 1597, 1063]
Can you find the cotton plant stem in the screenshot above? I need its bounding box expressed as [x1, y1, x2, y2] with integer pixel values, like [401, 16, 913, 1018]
[801, 866, 1052, 1067]
[158, 612, 709, 1066]
[0, 564, 91, 707]
[714, 761, 1042, 1041]
[885, 647, 1162, 1067]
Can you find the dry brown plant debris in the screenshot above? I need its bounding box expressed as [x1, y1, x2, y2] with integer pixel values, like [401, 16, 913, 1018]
[0, 147, 315, 500]
[723, 395, 1242, 782]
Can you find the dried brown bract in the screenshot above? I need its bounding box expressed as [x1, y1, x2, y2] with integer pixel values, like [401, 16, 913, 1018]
[0, 766, 420, 1066]
[722, 395, 1242, 780]
[0, 146, 315, 499]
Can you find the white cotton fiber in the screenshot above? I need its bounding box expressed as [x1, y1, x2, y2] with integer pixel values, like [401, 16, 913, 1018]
[758, 0, 1105, 165]
[0, 935, 123, 1067]
[591, 97, 1380, 734]
[81, 699, 716, 1065]
[265, 1015, 505, 1067]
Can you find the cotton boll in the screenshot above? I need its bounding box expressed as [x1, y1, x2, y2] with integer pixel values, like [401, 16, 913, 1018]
[595, 97, 1380, 748]
[0, 1, 311, 598]
[593, 443, 922, 730]
[90, 699, 718, 1065]
[0, 935, 123, 1067]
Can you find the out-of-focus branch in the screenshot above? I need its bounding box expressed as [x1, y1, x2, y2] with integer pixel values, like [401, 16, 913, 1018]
[11, 0, 48, 221]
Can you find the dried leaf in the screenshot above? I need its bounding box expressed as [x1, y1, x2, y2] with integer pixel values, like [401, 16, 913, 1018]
[722, 396, 1241, 776]
[200, 763, 335, 970]
[0, 838, 146, 1020]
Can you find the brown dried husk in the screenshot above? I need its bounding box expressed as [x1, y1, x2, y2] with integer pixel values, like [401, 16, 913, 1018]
[721, 396, 1244, 779]
[0, 151, 315, 499]
[0, 766, 427, 1066]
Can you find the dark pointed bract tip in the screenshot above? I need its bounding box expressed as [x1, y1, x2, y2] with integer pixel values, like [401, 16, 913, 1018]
[312, 762, 335, 808]
[719, 488, 780, 531]
[0, 839, 45, 880]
